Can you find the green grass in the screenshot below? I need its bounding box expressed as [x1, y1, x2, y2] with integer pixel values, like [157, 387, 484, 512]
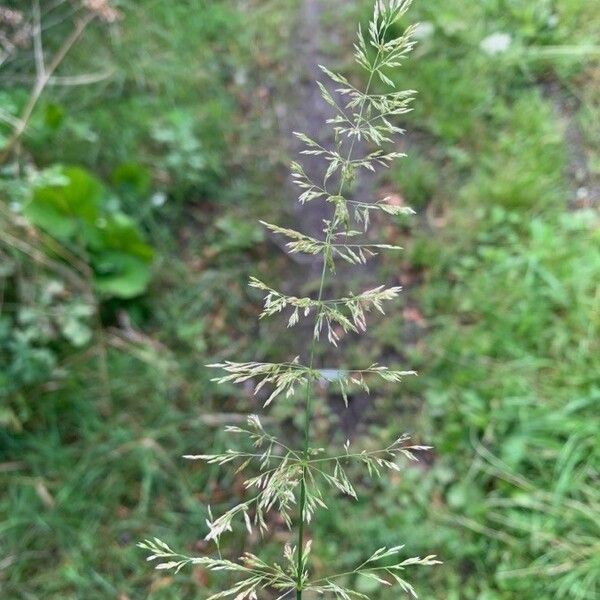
[296, 1, 600, 598]
[413, 208, 600, 597]
[360, 1, 599, 597]
[1, 1, 294, 598]
[1, 0, 600, 598]
[25, 0, 295, 205]
[2, 358, 214, 599]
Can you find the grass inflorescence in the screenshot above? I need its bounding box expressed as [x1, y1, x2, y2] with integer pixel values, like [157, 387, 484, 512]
[139, 1, 441, 598]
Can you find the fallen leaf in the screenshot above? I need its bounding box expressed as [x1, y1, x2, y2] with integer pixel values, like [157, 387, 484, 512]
[403, 306, 427, 326]
[193, 566, 209, 587]
[150, 577, 173, 592]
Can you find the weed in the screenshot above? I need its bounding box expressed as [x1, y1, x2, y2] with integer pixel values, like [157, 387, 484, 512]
[139, 2, 441, 598]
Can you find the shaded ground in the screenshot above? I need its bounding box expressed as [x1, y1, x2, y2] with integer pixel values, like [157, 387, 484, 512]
[272, 0, 427, 436]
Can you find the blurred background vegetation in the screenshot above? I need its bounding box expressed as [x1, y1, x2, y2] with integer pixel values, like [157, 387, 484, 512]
[0, 0, 598, 598]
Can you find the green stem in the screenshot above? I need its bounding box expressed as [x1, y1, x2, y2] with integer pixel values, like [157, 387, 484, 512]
[296, 237, 330, 597]
[294, 38, 385, 593]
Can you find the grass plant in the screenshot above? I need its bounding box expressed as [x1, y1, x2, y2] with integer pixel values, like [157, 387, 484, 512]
[139, 1, 441, 598]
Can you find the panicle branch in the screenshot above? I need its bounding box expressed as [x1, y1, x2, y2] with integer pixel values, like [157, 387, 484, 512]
[250, 276, 404, 342]
[261, 220, 402, 270]
[208, 360, 417, 406]
[181, 416, 431, 541]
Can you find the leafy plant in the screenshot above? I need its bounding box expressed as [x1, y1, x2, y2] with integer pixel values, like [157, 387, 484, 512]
[0, 203, 99, 430]
[0, 2, 132, 433]
[23, 166, 154, 299]
[140, 1, 440, 598]
[150, 109, 224, 198]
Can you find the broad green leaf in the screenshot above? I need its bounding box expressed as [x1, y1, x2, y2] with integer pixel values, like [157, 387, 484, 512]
[92, 213, 154, 261]
[24, 166, 103, 240]
[92, 251, 152, 299]
[90, 214, 154, 298]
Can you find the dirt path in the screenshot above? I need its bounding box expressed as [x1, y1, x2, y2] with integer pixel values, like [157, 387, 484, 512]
[286, 0, 334, 246]
[279, 0, 377, 273]
[272, 0, 408, 435]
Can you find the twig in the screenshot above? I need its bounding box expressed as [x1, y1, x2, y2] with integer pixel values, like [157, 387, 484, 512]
[32, 0, 45, 78]
[0, 11, 95, 164]
[0, 70, 114, 86]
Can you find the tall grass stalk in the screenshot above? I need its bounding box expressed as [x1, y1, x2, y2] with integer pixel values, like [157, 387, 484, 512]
[140, 1, 440, 597]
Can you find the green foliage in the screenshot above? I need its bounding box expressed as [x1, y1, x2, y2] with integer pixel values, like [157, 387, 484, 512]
[0, 350, 216, 599]
[308, 2, 600, 598]
[381, 0, 597, 147]
[24, 166, 154, 299]
[0, 316, 56, 429]
[23, 0, 264, 204]
[0, 208, 97, 431]
[150, 109, 225, 197]
[90, 213, 154, 298]
[111, 162, 152, 198]
[2, 0, 599, 598]
[0, 1, 296, 597]
[463, 92, 566, 211]
[215, 216, 265, 253]
[389, 153, 438, 209]
[25, 167, 104, 239]
[414, 206, 600, 598]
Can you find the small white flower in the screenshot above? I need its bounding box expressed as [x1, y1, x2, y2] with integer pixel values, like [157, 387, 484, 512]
[151, 192, 167, 207]
[480, 32, 512, 55]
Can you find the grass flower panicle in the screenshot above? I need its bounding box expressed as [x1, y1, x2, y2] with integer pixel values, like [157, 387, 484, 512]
[140, 1, 440, 597]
